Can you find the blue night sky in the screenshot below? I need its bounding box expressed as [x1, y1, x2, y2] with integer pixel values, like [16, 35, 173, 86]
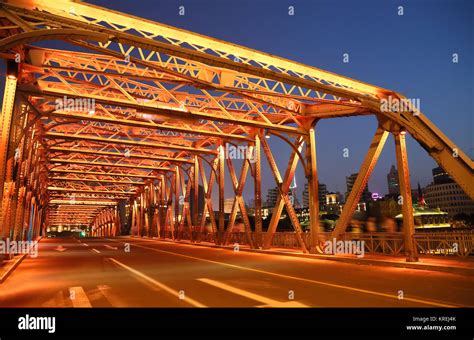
[2, 0, 472, 202]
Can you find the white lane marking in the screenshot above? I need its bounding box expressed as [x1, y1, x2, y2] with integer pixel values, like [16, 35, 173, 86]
[120, 239, 456, 308]
[82, 243, 89, 247]
[95, 285, 127, 307]
[107, 257, 206, 308]
[68, 286, 92, 307]
[104, 244, 118, 250]
[91, 248, 101, 254]
[42, 291, 67, 307]
[197, 278, 308, 307]
[54, 245, 67, 252]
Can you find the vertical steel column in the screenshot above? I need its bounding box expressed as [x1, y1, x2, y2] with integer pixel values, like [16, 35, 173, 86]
[34, 205, 43, 240]
[132, 200, 138, 236]
[174, 166, 179, 240]
[306, 126, 321, 253]
[165, 175, 173, 238]
[26, 196, 35, 241]
[118, 205, 122, 236]
[17, 129, 35, 241]
[0, 177, 13, 239]
[394, 131, 419, 262]
[183, 167, 194, 242]
[154, 180, 159, 238]
[160, 175, 166, 236]
[139, 191, 144, 237]
[218, 144, 225, 244]
[12, 186, 26, 241]
[193, 155, 199, 233]
[143, 184, 153, 237]
[154, 179, 159, 238]
[0, 73, 17, 236]
[253, 133, 262, 248]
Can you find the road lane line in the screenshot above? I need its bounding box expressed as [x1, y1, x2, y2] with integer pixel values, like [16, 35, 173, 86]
[42, 291, 68, 307]
[82, 243, 89, 247]
[68, 286, 92, 307]
[197, 278, 308, 307]
[107, 257, 206, 308]
[121, 239, 456, 308]
[104, 244, 118, 250]
[91, 248, 101, 254]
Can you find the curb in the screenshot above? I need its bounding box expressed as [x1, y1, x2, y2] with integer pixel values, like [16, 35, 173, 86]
[0, 253, 28, 283]
[127, 236, 474, 277]
[0, 237, 42, 284]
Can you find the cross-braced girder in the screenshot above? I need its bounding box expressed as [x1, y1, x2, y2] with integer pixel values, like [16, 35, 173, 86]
[0, 0, 472, 261]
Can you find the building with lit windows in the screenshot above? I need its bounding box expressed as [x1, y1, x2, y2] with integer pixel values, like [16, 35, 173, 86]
[265, 187, 279, 208]
[345, 173, 371, 203]
[424, 167, 474, 217]
[302, 182, 327, 210]
[387, 165, 400, 195]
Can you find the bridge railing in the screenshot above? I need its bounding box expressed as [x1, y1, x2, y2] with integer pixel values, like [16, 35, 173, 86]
[414, 231, 473, 257]
[156, 230, 474, 257]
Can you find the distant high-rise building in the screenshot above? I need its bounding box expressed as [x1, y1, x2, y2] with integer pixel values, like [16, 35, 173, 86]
[319, 183, 328, 207]
[302, 183, 309, 208]
[432, 166, 451, 184]
[302, 182, 327, 209]
[424, 167, 474, 217]
[345, 173, 371, 203]
[387, 165, 400, 195]
[266, 187, 279, 207]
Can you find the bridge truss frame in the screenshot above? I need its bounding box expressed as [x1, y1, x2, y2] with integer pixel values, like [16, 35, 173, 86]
[0, 0, 472, 262]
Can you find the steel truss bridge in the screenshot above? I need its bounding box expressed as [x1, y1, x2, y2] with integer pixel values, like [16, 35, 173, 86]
[0, 0, 472, 262]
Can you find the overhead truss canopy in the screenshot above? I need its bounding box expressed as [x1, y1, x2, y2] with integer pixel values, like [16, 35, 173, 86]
[0, 0, 472, 259]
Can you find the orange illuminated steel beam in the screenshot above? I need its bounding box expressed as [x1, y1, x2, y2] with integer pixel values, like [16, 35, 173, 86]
[48, 146, 193, 164]
[21, 87, 304, 137]
[49, 176, 143, 185]
[0, 1, 383, 101]
[47, 187, 135, 195]
[50, 169, 158, 179]
[44, 132, 217, 155]
[49, 200, 117, 206]
[21, 49, 367, 121]
[0, 73, 17, 230]
[394, 131, 418, 262]
[45, 110, 254, 143]
[49, 211, 97, 215]
[49, 193, 129, 199]
[49, 158, 172, 172]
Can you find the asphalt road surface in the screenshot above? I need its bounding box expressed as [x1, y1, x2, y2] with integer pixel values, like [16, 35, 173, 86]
[0, 237, 472, 307]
